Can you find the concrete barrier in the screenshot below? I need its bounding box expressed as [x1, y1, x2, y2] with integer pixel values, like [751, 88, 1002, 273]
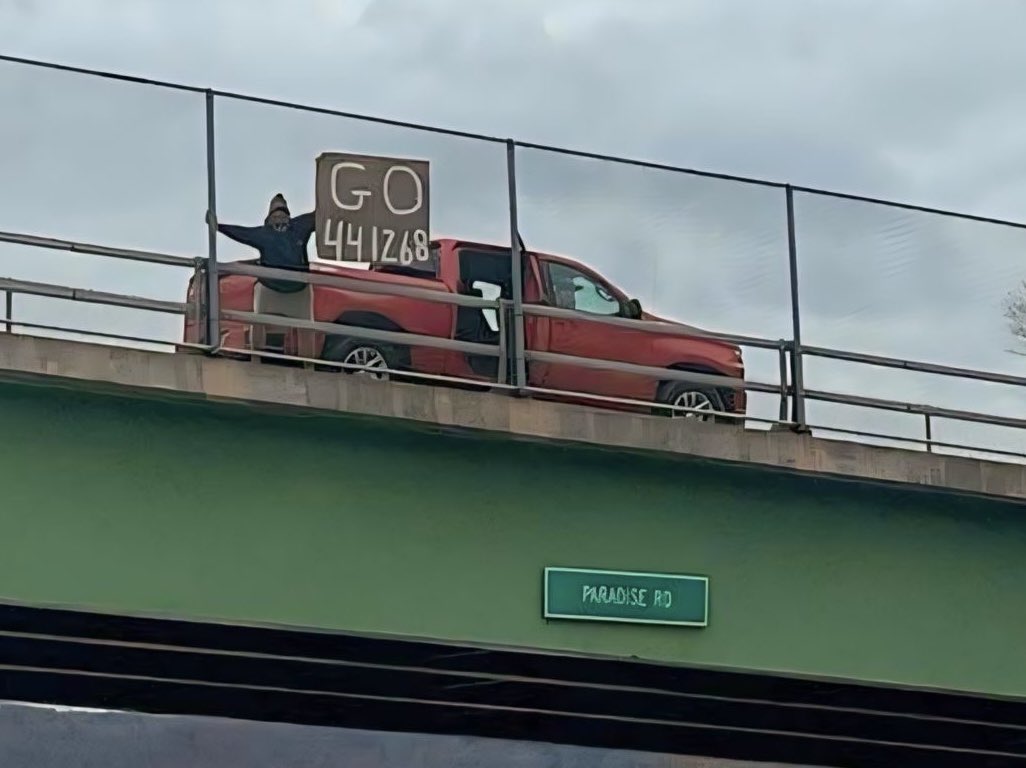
[1, 333, 1024, 502]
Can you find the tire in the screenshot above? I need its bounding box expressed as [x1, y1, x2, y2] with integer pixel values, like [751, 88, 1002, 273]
[655, 379, 725, 422]
[320, 336, 408, 381]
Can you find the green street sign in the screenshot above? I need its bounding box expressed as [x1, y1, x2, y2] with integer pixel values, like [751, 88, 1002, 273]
[544, 567, 708, 627]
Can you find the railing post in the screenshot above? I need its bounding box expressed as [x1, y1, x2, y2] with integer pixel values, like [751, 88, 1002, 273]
[3, 290, 11, 333]
[924, 412, 933, 453]
[506, 139, 527, 392]
[204, 90, 221, 350]
[778, 340, 789, 422]
[497, 299, 509, 387]
[785, 185, 807, 430]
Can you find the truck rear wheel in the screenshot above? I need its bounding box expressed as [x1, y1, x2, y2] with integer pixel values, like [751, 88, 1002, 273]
[321, 336, 407, 381]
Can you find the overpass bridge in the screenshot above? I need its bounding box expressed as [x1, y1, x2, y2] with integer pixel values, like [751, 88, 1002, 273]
[0, 332, 1024, 767]
[3, 53, 1026, 768]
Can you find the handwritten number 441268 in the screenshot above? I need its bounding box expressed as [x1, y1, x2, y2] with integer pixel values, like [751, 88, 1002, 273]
[324, 219, 430, 265]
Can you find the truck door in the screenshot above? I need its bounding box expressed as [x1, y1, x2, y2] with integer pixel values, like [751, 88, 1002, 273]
[450, 247, 549, 386]
[535, 259, 652, 400]
[521, 254, 548, 387]
[449, 247, 513, 381]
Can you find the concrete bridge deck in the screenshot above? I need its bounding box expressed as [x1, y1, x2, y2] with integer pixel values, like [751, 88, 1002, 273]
[1, 332, 1024, 503]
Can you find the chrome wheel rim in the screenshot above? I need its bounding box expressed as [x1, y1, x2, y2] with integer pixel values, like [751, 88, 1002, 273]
[672, 391, 715, 420]
[342, 346, 389, 380]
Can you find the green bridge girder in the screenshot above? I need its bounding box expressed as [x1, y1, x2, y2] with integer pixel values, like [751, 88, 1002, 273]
[0, 378, 1023, 698]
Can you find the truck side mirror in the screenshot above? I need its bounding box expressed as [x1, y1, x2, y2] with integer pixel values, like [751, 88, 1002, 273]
[625, 298, 643, 319]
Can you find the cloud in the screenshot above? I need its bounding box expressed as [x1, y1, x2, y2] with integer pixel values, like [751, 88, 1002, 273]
[2, 0, 1026, 458]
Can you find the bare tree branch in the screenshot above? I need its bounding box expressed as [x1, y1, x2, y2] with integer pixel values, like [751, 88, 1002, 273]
[1003, 279, 1026, 356]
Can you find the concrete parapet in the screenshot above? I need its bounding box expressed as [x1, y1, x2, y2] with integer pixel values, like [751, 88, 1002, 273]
[1, 333, 1024, 503]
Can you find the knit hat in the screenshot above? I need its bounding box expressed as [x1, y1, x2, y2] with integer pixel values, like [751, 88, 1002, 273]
[267, 193, 290, 217]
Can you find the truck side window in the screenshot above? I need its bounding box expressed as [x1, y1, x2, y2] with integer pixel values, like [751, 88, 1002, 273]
[545, 262, 621, 316]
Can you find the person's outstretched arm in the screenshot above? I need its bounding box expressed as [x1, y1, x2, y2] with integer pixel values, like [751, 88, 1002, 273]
[292, 211, 316, 242]
[207, 210, 265, 248]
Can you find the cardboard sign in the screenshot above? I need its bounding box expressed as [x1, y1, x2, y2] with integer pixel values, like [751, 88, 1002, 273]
[314, 152, 430, 266]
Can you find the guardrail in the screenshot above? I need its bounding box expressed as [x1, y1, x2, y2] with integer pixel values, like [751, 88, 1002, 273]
[4, 55, 1026, 463]
[4, 227, 1024, 457]
[0, 277, 186, 315]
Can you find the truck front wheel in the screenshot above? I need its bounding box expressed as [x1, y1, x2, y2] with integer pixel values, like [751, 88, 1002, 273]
[655, 380, 724, 421]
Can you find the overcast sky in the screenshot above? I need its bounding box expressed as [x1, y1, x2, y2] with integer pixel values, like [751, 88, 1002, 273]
[2, 0, 1026, 458]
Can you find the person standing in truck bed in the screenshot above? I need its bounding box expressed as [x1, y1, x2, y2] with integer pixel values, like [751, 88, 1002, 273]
[207, 194, 317, 358]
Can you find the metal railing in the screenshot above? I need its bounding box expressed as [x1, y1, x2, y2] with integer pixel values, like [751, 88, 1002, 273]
[7, 224, 1026, 458]
[3, 54, 1026, 463]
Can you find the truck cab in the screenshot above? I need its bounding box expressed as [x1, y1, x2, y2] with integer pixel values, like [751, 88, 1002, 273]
[438, 240, 745, 416]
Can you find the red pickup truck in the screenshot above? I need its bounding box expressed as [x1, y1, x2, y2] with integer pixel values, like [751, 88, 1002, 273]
[183, 239, 745, 420]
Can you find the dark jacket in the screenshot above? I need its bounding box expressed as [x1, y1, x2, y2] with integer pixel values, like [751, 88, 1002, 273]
[217, 212, 315, 293]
